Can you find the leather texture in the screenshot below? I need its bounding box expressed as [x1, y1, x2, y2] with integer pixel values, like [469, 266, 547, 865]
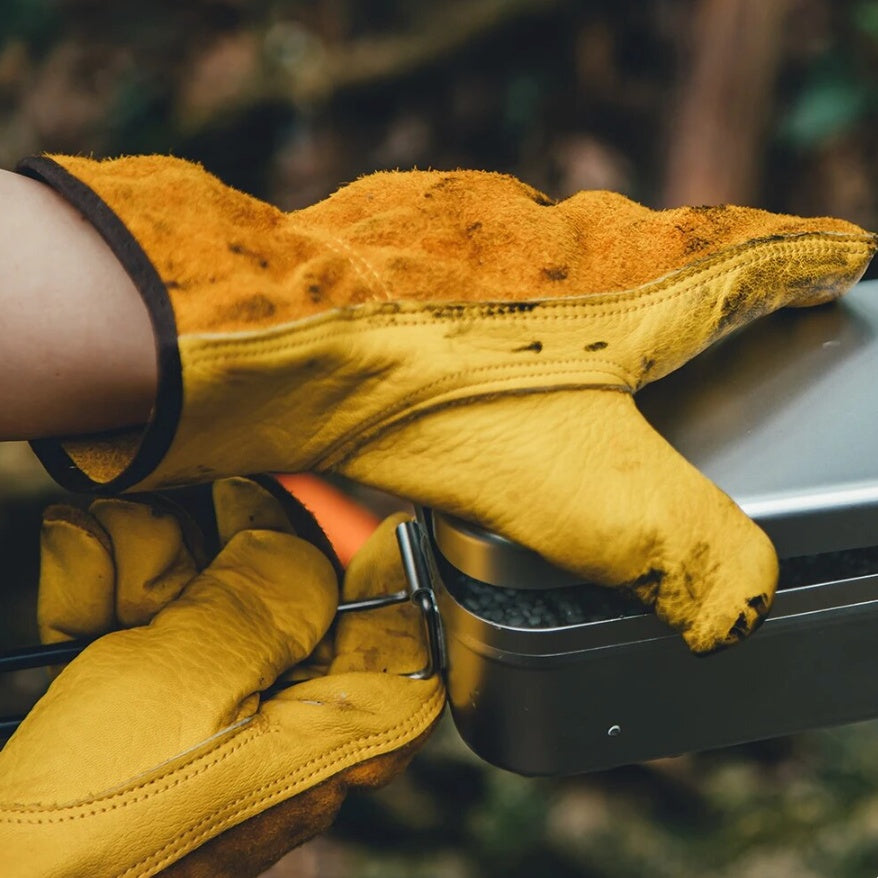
[0, 479, 444, 877]
[29, 155, 878, 651]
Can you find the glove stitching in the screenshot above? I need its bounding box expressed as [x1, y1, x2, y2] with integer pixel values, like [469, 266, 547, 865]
[0, 724, 268, 820]
[180, 239, 870, 444]
[187, 355, 632, 469]
[178, 237, 872, 469]
[183, 237, 874, 359]
[315, 228, 393, 303]
[315, 362, 632, 465]
[0, 682, 444, 827]
[326, 384, 632, 471]
[121, 684, 445, 878]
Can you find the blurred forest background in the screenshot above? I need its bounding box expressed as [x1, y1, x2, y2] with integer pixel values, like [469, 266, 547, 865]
[3, 0, 878, 876]
[3, 0, 878, 222]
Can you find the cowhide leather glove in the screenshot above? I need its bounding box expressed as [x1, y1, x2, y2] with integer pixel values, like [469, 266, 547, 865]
[17, 154, 877, 652]
[0, 476, 443, 877]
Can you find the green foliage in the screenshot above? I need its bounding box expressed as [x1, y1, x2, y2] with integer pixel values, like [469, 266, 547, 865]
[469, 772, 552, 865]
[780, 2, 878, 150]
[0, 0, 57, 48]
[852, 0, 878, 39]
[781, 63, 871, 148]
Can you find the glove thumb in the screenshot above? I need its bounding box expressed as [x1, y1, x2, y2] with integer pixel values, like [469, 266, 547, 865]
[339, 389, 777, 653]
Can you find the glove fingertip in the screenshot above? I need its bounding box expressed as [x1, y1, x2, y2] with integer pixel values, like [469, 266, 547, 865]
[213, 477, 298, 543]
[39, 508, 115, 643]
[89, 496, 202, 628]
[42, 504, 112, 554]
[213, 475, 344, 583]
[668, 522, 778, 656]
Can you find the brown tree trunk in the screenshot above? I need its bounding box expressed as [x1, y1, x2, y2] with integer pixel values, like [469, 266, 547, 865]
[661, 0, 792, 208]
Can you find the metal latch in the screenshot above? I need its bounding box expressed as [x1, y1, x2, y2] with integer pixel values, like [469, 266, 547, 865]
[394, 517, 446, 680]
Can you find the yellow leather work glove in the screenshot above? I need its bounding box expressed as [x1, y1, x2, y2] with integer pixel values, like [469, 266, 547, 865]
[0, 477, 444, 878]
[18, 155, 877, 652]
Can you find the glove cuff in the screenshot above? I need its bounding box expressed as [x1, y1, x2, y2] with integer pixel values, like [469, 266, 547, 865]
[17, 154, 182, 492]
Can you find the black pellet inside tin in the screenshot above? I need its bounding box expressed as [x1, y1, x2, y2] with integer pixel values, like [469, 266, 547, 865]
[438, 545, 878, 629]
[436, 552, 645, 628]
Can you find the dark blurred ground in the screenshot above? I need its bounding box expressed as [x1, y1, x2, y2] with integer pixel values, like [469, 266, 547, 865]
[4, 1, 878, 875]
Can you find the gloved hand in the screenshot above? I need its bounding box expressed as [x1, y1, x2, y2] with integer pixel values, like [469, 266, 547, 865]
[18, 155, 877, 652]
[0, 476, 444, 878]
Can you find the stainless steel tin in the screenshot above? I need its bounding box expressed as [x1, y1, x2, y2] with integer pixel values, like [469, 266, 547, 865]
[427, 509, 878, 776]
[422, 279, 878, 776]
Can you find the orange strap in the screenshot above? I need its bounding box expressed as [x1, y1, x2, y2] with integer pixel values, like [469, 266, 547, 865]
[274, 474, 380, 566]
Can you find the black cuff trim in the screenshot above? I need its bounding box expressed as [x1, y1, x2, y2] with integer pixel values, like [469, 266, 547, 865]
[17, 155, 182, 494]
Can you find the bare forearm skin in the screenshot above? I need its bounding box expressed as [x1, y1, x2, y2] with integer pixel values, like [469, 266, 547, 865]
[0, 168, 156, 440]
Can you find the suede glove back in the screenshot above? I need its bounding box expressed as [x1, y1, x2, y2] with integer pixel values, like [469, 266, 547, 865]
[18, 155, 877, 652]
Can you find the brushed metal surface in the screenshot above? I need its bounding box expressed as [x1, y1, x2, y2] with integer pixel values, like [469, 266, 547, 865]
[639, 279, 878, 557]
[432, 510, 582, 589]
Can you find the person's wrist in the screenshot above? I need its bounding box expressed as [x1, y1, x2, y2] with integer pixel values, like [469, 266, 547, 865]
[0, 167, 156, 440]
